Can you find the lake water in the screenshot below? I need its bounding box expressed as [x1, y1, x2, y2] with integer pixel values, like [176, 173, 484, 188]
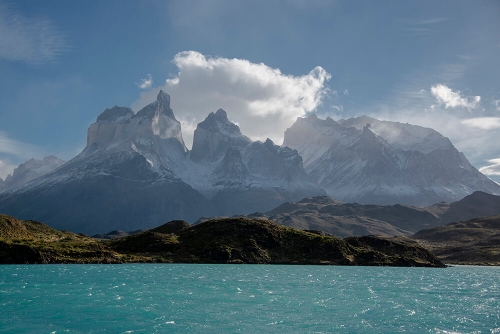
[0, 264, 498, 333]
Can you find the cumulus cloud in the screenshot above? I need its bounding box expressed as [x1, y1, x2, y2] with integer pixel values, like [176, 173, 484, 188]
[461, 117, 500, 130]
[132, 51, 331, 148]
[430, 84, 480, 109]
[136, 74, 153, 89]
[0, 2, 68, 64]
[479, 158, 500, 176]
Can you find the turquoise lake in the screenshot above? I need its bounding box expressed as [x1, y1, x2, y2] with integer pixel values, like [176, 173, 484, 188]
[0, 264, 499, 333]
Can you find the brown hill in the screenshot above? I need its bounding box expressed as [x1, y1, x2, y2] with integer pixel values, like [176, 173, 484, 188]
[411, 215, 500, 265]
[241, 191, 500, 238]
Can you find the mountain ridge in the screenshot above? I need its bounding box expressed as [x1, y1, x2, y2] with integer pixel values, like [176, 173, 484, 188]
[0, 92, 498, 234]
[284, 114, 500, 206]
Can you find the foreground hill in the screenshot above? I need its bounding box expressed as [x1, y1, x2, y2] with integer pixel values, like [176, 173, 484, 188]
[0, 214, 444, 267]
[411, 215, 500, 266]
[243, 191, 500, 237]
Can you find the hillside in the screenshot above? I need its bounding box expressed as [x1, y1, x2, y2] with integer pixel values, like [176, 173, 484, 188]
[0, 214, 444, 267]
[412, 215, 500, 265]
[239, 191, 500, 238]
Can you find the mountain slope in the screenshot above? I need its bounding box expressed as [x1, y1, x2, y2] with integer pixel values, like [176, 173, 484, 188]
[243, 191, 500, 238]
[0, 91, 214, 234]
[412, 215, 500, 265]
[284, 115, 500, 206]
[0, 92, 324, 234]
[0, 156, 65, 193]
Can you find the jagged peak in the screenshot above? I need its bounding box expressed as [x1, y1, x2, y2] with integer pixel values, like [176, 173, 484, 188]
[97, 106, 133, 122]
[135, 90, 175, 120]
[157, 90, 171, 105]
[264, 138, 275, 146]
[215, 108, 228, 119]
[296, 113, 339, 127]
[197, 108, 241, 134]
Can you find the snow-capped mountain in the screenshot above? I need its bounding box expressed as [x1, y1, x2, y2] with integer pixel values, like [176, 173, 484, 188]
[0, 91, 323, 233]
[283, 114, 500, 206]
[181, 107, 325, 215]
[190, 108, 251, 163]
[0, 91, 213, 233]
[2, 91, 498, 234]
[0, 156, 65, 193]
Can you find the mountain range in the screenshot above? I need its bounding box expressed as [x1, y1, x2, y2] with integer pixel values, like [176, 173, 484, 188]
[284, 114, 500, 206]
[240, 191, 500, 238]
[0, 90, 498, 234]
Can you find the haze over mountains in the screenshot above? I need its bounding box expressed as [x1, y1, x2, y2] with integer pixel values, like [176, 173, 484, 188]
[0, 91, 498, 234]
[0, 156, 65, 193]
[284, 114, 500, 206]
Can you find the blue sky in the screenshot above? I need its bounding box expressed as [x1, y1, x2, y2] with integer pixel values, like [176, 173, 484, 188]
[1, 0, 500, 181]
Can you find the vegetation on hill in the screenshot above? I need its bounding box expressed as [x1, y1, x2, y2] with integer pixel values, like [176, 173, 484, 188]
[0, 214, 444, 267]
[412, 215, 500, 266]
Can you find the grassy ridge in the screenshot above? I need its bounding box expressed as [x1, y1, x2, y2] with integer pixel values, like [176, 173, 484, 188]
[0, 214, 445, 267]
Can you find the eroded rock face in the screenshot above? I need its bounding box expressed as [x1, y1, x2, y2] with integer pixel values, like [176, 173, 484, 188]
[190, 109, 251, 163]
[86, 90, 187, 160]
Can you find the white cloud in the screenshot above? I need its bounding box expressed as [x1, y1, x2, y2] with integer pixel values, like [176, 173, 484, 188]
[479, 158, 500, 176]
[494, 100, 500, 111]
[430, 84, 480, 109]
[0, 2, 68, 64]
[0, 131, 40, 158]
[343, 89, 349, 96]
[0, 159, 16, 180]
[132, 51, 331, 148]
[461, 117, 500, 130]
[416, 18, 448, 25]
[136, 74, 153, 90]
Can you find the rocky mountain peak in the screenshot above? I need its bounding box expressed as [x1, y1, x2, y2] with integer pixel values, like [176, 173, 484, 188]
[86, 91, 187, 160]
[215, 108, 227, 119]
[263, 138, 275, 149]
[96, 106, 133, 123]
[134, 90, 175, 120]
[191, 109, 251, 163]
[157, 90, 170, 106]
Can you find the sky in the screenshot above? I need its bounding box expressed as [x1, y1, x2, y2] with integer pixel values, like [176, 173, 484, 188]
[0, 0, 500, 182]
